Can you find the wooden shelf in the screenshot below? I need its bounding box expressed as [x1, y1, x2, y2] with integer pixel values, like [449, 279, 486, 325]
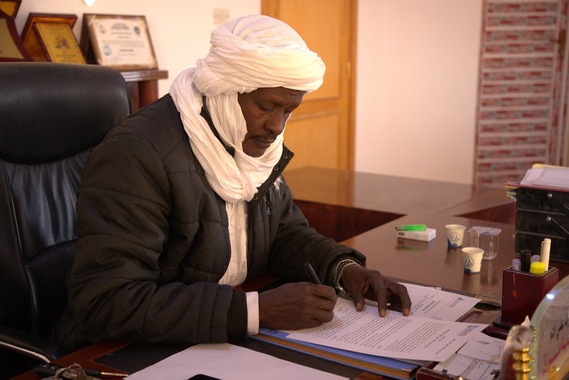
[120, 69, 168, 111]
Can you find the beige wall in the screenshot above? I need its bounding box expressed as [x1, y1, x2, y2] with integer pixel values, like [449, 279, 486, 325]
[14, 0, 483, 185]
[355, 0, 483, 184]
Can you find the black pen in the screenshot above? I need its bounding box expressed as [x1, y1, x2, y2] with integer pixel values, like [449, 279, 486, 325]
[520, 250, 531, 272]
[304, 262, 321, 284]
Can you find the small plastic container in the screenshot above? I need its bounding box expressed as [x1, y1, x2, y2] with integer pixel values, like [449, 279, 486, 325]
[468, 226, 501, 260]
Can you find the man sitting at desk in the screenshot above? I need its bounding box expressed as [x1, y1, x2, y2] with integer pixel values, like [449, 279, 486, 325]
[53, 15, 411, 350]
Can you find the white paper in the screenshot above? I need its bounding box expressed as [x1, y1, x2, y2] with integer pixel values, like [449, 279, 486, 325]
[357, 283, 480, 321]
[433, 353, 500, 379]
[432, 331, 503, 378]
[520, 166, 569, 189]
[286, 297, 487, 362]
[457, 331, 504, 362]
[402, 283, 481, 321]
[126, 343, 347, 380]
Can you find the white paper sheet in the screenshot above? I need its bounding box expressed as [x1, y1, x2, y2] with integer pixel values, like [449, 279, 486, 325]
[125, 343, 347, 380]
[457, 331, 504, 362]
[401, 283, 480, 321]
[520, 166, 569, 189]
[434, 333, 504, 379]
[286, 296, 487, 362]
[433, 331, 503, 379]
[434, 353, 501, 379]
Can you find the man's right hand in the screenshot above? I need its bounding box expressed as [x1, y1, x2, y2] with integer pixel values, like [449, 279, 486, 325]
[258, 282, 337, 330]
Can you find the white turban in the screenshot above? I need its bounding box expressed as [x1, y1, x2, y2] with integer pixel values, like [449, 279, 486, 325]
[193, 15, 326, 96]
[170, 14, 326, 204]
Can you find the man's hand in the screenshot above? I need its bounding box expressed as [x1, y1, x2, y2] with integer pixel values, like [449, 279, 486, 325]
[341, 265, 412, 317]
[259, 282, 337, 330]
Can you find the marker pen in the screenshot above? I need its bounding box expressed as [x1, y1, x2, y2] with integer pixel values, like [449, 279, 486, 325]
[530, 261, 546, 275]
[540, 238, 551, 271]
[520, 250, 531, 272]
[511, 258, 521, 271]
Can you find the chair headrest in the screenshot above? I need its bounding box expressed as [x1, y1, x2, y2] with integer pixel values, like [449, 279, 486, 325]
[0, 62, 132, 164]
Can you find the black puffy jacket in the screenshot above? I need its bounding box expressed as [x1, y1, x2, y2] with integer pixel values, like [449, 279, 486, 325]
[54, 95, 365, 350]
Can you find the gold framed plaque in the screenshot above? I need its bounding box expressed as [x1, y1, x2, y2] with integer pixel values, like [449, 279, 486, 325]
[21, 13, 86, 63]
[0, 10, 31, 61]
[81, 14, 158, 71]
[0, 0, 21, 18]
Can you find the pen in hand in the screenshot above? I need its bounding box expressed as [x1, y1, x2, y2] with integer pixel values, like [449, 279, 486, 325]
[305, 262, 380, 309]
[304, 262, 321, 284]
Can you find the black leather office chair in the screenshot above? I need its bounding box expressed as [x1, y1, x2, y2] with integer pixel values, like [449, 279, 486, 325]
[0, 62, 132, 378]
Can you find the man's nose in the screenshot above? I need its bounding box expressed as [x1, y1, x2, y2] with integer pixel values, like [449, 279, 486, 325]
[265, 113, 286, 136]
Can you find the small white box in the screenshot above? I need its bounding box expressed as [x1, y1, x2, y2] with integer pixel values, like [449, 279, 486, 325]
[396, 228, 436, 242]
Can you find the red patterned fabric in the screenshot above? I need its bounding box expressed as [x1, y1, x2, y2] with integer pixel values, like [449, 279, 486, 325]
[474, 0, 568, 187]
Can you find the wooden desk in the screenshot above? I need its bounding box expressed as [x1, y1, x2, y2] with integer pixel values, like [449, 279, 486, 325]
[12, 215, 521, 380]
[285, 167, 516, 242]
[343, 213, 569, 302]
[286, 167, 568, 305]
[12, 168, 561, 380]
[284, 167, 514, 216]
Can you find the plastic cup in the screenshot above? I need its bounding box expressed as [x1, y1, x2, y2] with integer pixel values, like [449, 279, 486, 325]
[462, 247, 484, 274]
[468, 226, 501, 260]
[445, 224, 466, 248]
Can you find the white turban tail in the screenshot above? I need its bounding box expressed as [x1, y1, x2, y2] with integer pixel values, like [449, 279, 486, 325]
[169, 15, 325, 286]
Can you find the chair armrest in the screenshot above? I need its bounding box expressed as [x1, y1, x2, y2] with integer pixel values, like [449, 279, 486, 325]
[0, 325, 67, 363]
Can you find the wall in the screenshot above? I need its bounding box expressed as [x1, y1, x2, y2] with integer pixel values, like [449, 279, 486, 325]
[13, 0, 260, 95]
[355, 0, 483, 184]
[13, 0, 482, 185]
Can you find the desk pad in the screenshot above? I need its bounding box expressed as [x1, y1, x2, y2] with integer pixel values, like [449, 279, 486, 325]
[95, 343, 186, 374]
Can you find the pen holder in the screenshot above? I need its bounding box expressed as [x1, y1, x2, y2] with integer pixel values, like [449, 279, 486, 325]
[500, 267, 559, 326]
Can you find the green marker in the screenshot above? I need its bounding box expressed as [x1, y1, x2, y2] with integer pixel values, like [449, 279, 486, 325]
[395, 224, 427, 231]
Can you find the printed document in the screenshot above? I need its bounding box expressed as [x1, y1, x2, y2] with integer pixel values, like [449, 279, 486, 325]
[285, 284, 486, 362]
[399, 283, 480, 321]
[433, 331, 503, 378]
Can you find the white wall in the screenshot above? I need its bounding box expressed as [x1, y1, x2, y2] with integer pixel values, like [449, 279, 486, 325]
[13, 0, 260, 95]
[13, 0, 482, 185]
[355, 0, 483, 184]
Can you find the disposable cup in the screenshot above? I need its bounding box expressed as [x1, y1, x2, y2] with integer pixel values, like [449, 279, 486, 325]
[445, 224, 466, 248]
[462, 247, 484, 274]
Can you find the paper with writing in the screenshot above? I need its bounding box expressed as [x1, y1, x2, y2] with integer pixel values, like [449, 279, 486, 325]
[286, 297, 486, 362]
[400, 283, 480, 321]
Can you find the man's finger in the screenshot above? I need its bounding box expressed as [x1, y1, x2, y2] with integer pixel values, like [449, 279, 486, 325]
[350, 292, 366, 311]
[375, 288, 388, 317]
[394, 285, 412, 315]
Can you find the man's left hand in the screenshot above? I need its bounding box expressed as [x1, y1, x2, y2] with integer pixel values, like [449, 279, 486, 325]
[341, 265, 412, 317]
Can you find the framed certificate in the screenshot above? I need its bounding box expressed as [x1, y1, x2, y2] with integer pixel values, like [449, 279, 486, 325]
[0, 10, 31, 61]
[0, 0, 20, 18]
[21, 13, 86, 63]
[81, 14, 158, 71]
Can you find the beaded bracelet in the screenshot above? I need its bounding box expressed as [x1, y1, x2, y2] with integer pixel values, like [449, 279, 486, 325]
[332, 259, 360, 293]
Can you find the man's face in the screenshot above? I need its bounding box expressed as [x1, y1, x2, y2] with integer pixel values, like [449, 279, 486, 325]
[238, 87, 306, 157]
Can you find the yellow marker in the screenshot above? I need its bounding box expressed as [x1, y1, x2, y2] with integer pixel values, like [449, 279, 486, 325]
[529, 261, 545, 275]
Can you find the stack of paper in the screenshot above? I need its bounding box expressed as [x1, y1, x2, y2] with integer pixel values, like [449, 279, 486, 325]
[520, 164, 569, 190]
[254, 283, 486, 379]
